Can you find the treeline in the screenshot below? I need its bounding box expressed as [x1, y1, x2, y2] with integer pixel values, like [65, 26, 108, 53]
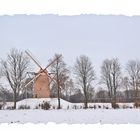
[0, 48, 140, 109]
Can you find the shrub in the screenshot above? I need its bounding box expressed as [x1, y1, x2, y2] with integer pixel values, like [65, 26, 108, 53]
[122, 105, 129, 109]
[89, 106, 94, 109]
[72, 105, 78, 109]
[18, 105, 30, 110]
[35, 106, 39, 109]
[6, 106, 14, 110]
[112, 102, 119, 109]
[41, 101, 51, 110]
[106, 106, 109, 109]
[98, 105, 101, 109]
[134, 102, 140, 108]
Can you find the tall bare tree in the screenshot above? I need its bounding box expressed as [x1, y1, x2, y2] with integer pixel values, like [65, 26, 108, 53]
[122, 76, 130, 102]
[126, 60, 140, 102]
[63, 79, 75, 101]
[74, 55, 95, 109]
[1, 48, 30, 109]
[49, 54, 69, 109]
[101, 58, 121, 107]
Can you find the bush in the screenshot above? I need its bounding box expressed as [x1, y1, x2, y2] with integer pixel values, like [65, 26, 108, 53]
[6, 106, 14, 110]
[41, 101, 51, 110]
[18, 105, 30, 110]
[106, 106, 109, 109]
[35, 106, 39, 109]
[122, 105, 129, 109]
[134, 102, 140, 108]
[72, 105, 78, 109]
[98, 105, 101, 109]
[112, 102, 119, 109]
[89, 106, 94, 109]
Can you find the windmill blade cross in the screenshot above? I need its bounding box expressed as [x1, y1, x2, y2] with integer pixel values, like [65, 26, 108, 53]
[25, 72, 41, 87]
[25, 50, 43, 69]
[45, 54, 62, 69]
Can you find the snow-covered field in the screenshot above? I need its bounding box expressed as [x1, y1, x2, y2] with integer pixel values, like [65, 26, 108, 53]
[0, 109, 140, 124]
[0, 98, 139, 124]
[3, 98, 134, 110]
[3, 98, 113, 109]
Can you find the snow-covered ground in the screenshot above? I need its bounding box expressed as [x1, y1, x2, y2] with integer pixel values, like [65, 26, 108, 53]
[0, 98, 139, 124]
[0, 109, 140, 124]
[2, 98, 134, 109]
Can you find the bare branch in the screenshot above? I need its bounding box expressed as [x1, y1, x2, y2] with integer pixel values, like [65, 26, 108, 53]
[73, 55, 95, 108]
[1, 48, 30, 109]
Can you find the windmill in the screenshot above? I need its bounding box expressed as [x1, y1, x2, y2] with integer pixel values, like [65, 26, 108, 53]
[25, 50, 62, 98]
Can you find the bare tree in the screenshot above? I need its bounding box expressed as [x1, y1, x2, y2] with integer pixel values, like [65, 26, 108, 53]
[49, 54, 69, 109]
[122, 76, 130, 102]
[63, 79, 75, 101]
[87, 84, 95, 103]
[101, 58, 121, 107]
[126, 60, 140, 102]
[1, 48, 30, 109]
[73, 55, 95, 109]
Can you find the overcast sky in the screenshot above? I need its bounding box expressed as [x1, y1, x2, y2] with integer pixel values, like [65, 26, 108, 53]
[0, 14, 140, 81]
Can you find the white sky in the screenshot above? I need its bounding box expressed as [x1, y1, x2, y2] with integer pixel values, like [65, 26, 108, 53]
[0, 0, 140, 80]
[0, 14, 140, 81]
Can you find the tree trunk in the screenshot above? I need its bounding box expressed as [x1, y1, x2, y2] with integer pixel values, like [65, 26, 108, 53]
[58, 97, 61, 109]
[13, 91, 17, 109]
[57, 77, 61, 109]
[135, 87, 138, 102]
[84, 100, 88, 109]
[84, 84, 88, 109]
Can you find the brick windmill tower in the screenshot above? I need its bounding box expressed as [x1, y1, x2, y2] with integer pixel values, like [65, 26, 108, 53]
[25, 50, 62, 98]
